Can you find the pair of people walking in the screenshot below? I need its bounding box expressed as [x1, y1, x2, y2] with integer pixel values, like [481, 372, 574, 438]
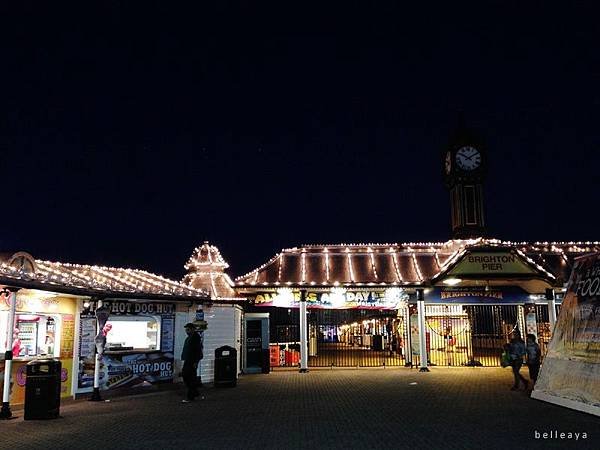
[506, 332, 540, 391]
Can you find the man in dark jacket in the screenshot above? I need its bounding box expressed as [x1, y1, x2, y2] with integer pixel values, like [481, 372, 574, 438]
[181, 323, 203, 402]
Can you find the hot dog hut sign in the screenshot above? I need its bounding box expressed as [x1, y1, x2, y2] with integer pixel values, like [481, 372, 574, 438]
[76, 299, 176, 392]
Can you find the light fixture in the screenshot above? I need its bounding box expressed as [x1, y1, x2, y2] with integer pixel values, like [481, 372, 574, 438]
[329, 287, 347, 308]
[274, 288, 294, 307]
[443, 278, 462, 286]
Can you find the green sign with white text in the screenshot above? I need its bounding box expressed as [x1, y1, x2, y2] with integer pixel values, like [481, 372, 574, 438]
[448, 252, 536, 276]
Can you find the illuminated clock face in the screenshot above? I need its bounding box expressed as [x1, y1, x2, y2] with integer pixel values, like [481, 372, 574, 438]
[455, 146, 481, 171]
[445, 151, 452, 174]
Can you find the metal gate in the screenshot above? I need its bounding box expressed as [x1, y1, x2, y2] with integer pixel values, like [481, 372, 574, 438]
[264, 308, 406, 368]
[308, 309, 406, 367]
[465, 305, 522, 367]
[308, 310, 405, 367]
[424, 305, 523, 367]
[262, 303, 557, 369]
[425, 305, 474, 367]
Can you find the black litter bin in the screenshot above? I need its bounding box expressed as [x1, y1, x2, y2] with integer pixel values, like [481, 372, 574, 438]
[214, 346, 237, 387]
[372, 335, 384, 351]
[262, 348, 270, 374]
[24, 359, 62, 420]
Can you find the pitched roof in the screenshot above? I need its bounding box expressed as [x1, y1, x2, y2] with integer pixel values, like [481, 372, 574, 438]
[235, 239, 600, 288]
[0, 252, 209, 300]
[182, 242, 242, 300]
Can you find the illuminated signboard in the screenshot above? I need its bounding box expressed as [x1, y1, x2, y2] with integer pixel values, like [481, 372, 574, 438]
[448, 252, 536, 276]
[253, 288, 407, 310]
[427, 287, 528, 304]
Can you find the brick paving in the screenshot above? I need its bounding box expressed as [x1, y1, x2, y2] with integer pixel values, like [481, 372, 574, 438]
[1, 368, 598, 449]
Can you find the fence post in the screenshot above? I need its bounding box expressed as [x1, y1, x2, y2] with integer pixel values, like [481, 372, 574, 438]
[546, 288, 557, 331]
[299, 290, 308, 373]
[403, 303, 412, 367]
[416, 289, 430, 372]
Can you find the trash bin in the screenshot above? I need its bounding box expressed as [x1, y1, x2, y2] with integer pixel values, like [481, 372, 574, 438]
[214, 346, 237, 387]
[262, 348, 271, 373]
[372, 335, 384, 351]
[24, 359, 62, 420]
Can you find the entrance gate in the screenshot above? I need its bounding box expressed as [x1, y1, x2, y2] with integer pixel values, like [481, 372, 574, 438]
[309, 309, 406, 367]
[425, 305, 522, 367]
[263, 303, 556, 369]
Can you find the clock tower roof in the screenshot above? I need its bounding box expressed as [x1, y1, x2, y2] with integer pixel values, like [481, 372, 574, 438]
[447, 116, 484, 150]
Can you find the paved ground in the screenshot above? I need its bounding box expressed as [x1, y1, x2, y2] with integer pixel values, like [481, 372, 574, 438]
[2, 368, 598, 449]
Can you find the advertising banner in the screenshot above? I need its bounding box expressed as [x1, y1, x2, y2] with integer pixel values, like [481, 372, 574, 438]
[77, 300, 176, 392]
[525, 310, 538, 340]
[410, 313, 420, 356]
[531, 253, 600, 416]
[252, 288, 408, 310]
[0, 358, 73, 405]
[78, 351, 174, 391]
[427, 287, 528, 304]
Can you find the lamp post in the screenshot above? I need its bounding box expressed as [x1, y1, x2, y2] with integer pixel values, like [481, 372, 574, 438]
[0, 287, 20, 419]
[416, 288, 430, 372]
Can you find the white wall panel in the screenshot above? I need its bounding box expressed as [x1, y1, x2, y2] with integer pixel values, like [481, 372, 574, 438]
[198, 304, 243, 383]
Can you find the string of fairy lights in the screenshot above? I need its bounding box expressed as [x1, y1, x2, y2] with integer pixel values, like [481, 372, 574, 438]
[0, 258, 209, 298]
[433, 250, 442, 269]
[346, 248, 355, 283]
[184, 241, 229, 271]
[368, 247, 378, 280]
[235, 239, 599, 287]
[410, 250, 424, 282]
[324, 248, 330, 282]
[182, 242, 244, 300]
[278, 254, 284, 282]
[390, 248, 403, 283]
[3, 238, 593, 297]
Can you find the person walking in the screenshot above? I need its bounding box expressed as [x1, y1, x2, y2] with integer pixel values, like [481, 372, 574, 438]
[526, 333, 541, 386]
[181, 323, 203, 402]
[508, 332, 528, 391]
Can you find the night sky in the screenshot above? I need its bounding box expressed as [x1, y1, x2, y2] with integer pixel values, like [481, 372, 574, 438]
[2, 3, 599, 280]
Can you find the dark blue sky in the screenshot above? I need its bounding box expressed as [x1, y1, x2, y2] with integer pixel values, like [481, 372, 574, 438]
[2, 2, 599, 279]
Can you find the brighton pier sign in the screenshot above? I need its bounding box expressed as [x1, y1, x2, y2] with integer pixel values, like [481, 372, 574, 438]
[448, 251, 537, 276]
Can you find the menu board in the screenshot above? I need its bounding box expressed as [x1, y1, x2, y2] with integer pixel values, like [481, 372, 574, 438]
[79, 316, 97, 358]
[60, 314, 76, 358]
[160, 316, 175, 352]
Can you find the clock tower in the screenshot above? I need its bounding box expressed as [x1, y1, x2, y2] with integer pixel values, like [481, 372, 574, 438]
[443, 120, 487, 239]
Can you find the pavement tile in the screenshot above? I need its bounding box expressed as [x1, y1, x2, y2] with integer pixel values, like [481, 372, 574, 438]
[0, 368, 598, 450]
